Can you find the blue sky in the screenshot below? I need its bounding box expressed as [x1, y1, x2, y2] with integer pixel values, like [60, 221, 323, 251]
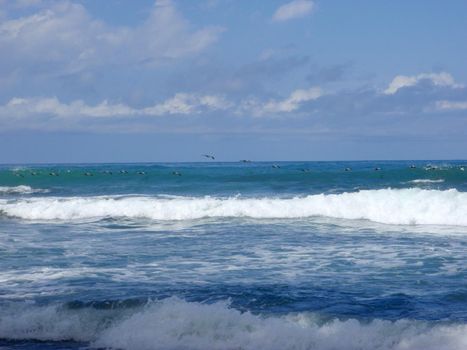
[0, 0, 466, 163]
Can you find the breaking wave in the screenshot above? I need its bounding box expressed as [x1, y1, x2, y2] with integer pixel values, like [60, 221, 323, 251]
[409, 179, 445, 184]
[0, 185, 48, 195]
[0, 188, 466, 226]
[0, 298, 465, 350]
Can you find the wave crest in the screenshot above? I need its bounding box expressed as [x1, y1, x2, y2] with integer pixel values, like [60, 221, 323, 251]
[0, 299, 466, 350]
[0, 188, 466, 226]
[409, 179, 445, 184]
[0, 185, 48, 195]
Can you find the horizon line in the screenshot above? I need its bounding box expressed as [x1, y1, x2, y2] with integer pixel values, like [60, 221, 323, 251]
[1, 158, 466, 166]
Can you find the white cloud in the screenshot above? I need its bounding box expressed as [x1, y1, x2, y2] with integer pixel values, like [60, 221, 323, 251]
[0, 88, 322, 123]
[241, 87, 322, 116]
[273, 0, 314, 22]
[1, 97, 138, 118]
[133, 0, 223, 63]
[0, 0, 224, 73]
[142, 93, 231, 115]
[0, 93, 231, 119]
[0, 2, 107, 72]
[383, 72, 463, 95]
[435, 100, 467, 111]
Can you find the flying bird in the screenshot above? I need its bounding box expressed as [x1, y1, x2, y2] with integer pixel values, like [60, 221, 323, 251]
[202, 154, 215, 160]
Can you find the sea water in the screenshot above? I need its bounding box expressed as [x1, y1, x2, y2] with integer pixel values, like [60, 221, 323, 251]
[0, 161, 466, 349]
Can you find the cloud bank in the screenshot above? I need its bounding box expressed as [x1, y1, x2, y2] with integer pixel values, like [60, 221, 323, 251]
[0, 94, 231, 119]
[0, 86, 324, 122]
[0, 0, 223, 74]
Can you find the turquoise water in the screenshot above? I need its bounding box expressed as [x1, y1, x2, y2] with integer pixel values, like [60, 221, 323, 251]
[0, 161, 466, 349]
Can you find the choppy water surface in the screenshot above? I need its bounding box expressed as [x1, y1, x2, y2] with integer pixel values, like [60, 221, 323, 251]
[0, 161, 466, 349]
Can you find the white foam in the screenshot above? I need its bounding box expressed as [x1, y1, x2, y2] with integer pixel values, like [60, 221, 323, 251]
[0, 185, 47, 194]
[409, 179, 445, 184]
[0, 188, 466, 226]
[0, 303, 112, 342]
[0, 299, 466, 350]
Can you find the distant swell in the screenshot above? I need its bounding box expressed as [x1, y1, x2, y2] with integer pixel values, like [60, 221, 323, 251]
[0, 298, 466, 350]
[1, 188, 466, 226]
[0, 185, 47, 195]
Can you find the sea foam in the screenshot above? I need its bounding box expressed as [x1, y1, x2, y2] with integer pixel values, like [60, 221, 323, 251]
[0, 188, 466, 226]
[0, 185, 47, 194]
[409, 179, 445, 184]
[0, 298, 465, 350]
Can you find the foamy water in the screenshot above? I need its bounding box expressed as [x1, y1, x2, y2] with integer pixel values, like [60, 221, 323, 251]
[409, 179, 445, 184]
[0, 162, 466, 350]
[0, 185, 47, 194]
[1, 188, 466, 226]
[1, 299, 466, 350]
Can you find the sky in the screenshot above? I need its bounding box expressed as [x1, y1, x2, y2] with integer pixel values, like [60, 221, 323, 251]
[0, 0, 466, 163]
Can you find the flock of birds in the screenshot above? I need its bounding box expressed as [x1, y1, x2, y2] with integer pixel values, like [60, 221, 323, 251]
[7, 155, 466, 178]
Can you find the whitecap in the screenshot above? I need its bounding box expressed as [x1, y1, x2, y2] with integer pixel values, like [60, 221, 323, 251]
[0, 298, 465, 350]
[0, 185, 48, 195]
[0, 188, 466, 226]
[409, 179, 445, 184]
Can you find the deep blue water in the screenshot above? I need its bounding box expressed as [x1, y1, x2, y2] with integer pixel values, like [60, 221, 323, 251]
[0, 161, 466, 349]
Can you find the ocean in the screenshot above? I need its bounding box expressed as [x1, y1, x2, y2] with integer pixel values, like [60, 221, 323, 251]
[0, 160, 466, 350]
